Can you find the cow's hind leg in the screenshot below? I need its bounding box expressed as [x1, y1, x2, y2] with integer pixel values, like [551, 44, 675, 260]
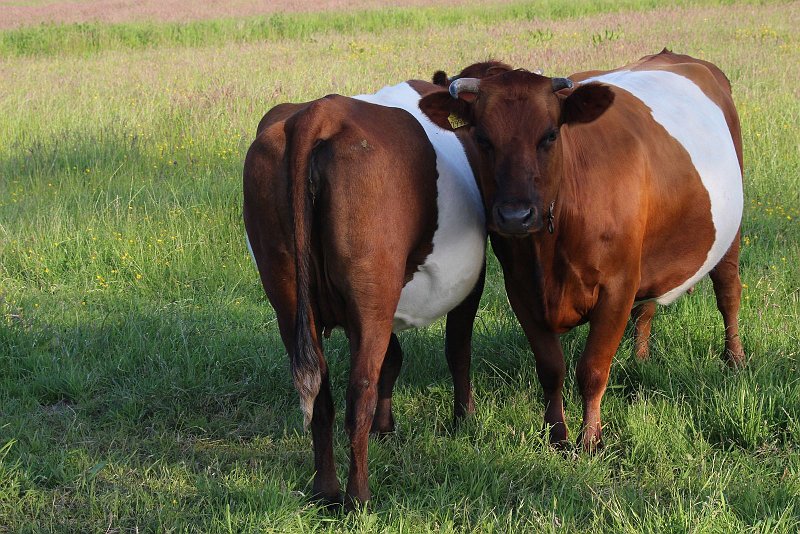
[631, 301, 657, 360]
[709, 232, 746, 367]
[267, 301, 340, 505]
[310, 363, 341, 505]
[344, 319, 395, 506]
[244, 221, 341, 505]
[278, 312, 339, 504]
[444, 263, 486, 425]
[371, 333, 403, 436]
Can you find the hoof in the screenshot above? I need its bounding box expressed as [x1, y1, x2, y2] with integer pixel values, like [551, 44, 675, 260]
[309, 492, 344, 513]
[370, 412, 395, 436]
[577, 429, 604, 454]
[723, 349, 746, 369]
[369, 428, 396, 441]
[552, 439, 576, 457]
[311, 476, 342, 511]
[451, 409, 475, 431]
[454, 400, 476, 421]
[370, 422, 395, 439]
[544, 422, 568, 445]
[579, 438, 604, 454]
[344, 492, 371, 512]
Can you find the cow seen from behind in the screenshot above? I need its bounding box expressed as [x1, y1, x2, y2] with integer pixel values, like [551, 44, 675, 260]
[243, 75, 494, 506]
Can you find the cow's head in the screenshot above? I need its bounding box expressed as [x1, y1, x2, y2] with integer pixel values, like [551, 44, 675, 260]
[432, 60, 513, 88]
[420, 69, 614, 237]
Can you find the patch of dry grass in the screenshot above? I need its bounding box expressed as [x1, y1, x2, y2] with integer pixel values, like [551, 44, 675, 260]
[0, 0, 515, 29]
[4, 2, 792, 110]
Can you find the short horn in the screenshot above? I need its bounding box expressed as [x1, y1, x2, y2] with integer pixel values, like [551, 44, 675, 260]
[551, 77, 573, 92]
[449, 77, 481, 99]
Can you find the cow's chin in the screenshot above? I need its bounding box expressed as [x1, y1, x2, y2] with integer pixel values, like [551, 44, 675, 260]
[489, 220, 543, 238]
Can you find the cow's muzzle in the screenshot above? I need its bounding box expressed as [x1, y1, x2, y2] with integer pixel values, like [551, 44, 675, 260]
[493, 202, 540, 236]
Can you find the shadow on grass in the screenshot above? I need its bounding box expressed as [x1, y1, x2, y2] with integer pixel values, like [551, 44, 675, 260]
[3, 272, 799, 530]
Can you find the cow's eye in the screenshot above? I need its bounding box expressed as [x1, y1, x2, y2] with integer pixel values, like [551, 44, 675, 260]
[540, 129, 558, 148]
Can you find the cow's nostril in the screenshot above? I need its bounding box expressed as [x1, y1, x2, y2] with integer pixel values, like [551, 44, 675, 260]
[494, 204, 507, 224]
[494, 203, 537, 234]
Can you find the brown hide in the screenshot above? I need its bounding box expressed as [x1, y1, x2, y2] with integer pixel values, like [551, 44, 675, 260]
[246, 94, 439, 347]
[244, 94, 436, 504]
[419, 51, 745, 451]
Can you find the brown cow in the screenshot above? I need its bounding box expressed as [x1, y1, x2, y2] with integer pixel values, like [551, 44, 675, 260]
[419, 50, 745, 450]
[437, 60, 668, 363]
[243, 80, 487, 505]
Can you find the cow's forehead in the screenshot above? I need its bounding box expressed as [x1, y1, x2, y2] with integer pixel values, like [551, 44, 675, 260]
[481, 70, 550, 95]
[476, 71, 559, 126]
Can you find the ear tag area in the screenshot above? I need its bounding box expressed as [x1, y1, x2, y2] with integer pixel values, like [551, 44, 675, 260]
[447, 113, 468, 129]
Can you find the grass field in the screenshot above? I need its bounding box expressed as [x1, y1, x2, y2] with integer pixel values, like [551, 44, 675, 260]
[1, 0, 798, 531]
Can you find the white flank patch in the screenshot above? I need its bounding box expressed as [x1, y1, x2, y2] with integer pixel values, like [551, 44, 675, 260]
[354, 83, 487, 331]
[581, 70, 743, 305]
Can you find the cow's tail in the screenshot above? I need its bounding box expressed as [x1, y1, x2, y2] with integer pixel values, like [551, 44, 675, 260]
[288, 98, 339, 428]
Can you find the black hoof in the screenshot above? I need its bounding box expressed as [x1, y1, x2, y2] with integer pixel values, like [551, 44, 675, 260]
[309, 492, 344, 513]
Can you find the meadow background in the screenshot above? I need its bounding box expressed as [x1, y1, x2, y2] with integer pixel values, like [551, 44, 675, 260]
[1, 0, 798, 531]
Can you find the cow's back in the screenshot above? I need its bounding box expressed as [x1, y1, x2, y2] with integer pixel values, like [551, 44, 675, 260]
[247, 95, 439, 331]
[246, 83, 485, 335]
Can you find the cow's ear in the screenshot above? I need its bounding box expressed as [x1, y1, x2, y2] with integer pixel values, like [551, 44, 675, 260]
[559, 82, 614, 125]
[432, 70, 449, 87]
[419, 90, 473, 131]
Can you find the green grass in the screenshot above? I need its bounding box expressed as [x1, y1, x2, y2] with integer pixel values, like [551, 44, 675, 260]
[1, 0, 799, 531]
[0, 0, 776, 58]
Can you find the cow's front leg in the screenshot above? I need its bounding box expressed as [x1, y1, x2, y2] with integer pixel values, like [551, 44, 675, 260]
[371, 334, 403, 436]
[345, 330, 391, 506]
[526, 325, 568, 445]
[528, 331, 569, 447]
[508, 291, 568, 446]
[444, 262, 485, 424]
[576, 294, 634, 451]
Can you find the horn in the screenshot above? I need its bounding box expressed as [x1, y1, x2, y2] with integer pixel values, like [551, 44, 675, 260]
[449, 77, 481, 99]
[533, 68, 544, 75]
[551, 77, 574, 91]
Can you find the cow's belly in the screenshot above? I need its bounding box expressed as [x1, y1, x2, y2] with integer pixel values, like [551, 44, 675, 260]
[393, 162, 486, 332]
[584, 69, 743, 306]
